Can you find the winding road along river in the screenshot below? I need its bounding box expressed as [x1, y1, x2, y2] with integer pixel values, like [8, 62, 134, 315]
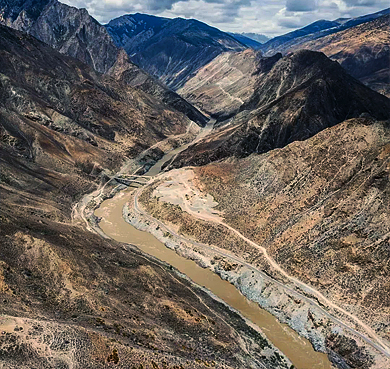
[94, 122, 331, 369]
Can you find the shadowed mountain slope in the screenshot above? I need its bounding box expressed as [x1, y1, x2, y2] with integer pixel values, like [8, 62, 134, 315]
[287, 14, 390, 97]
[0, 0, 118, 74]
[172, 50, 390, 167]
[0, 0, 207, 126]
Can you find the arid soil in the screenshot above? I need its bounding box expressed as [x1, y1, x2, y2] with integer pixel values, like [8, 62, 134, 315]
[178, 49, 263, 119]
[1, 207, 291, 368]
[134, 118, 390, 368]
[195, 118, 390, 329]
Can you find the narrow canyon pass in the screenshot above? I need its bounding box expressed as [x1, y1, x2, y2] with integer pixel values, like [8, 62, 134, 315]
[1, 1, 389, 368]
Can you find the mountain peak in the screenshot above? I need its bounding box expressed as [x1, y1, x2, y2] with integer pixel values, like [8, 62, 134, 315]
[106, 12, 246, 89]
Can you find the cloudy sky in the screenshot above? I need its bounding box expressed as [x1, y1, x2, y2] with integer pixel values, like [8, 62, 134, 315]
[62, 0, 389, 36]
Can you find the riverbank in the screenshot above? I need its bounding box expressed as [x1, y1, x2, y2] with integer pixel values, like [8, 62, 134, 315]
[75, 120, 334, 368]
[73, 117, 385, 368]
[125, 173, 390, 369]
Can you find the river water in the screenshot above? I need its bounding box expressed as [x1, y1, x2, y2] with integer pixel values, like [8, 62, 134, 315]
[94, 123, 331, 369]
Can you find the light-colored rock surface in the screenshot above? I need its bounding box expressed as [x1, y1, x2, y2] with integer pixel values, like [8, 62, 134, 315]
[178, 49, 261, 118]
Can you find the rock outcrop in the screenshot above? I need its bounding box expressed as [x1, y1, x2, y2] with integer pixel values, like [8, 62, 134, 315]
[0, 0, 118, 74]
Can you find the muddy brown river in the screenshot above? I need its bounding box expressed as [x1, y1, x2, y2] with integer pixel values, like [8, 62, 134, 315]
[95, 123, 331, 369]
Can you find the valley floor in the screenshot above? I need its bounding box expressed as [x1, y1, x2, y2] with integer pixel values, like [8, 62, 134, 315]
[82, 118, 390, 369]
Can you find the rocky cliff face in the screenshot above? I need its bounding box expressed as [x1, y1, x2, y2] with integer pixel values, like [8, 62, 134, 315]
[106, 13, 246, 89]
[172, 50, 390, 167]
[287, 15, 390, 97]
[0, 0, 118, 74]
[0, 0, 208, 126]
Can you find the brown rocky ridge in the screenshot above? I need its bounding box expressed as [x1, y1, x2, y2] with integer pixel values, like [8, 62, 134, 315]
[259, 8, 389, 57]
[178, 50, 282, 120]
[286, 15, 390, 97]
[172, 50, 390, 168]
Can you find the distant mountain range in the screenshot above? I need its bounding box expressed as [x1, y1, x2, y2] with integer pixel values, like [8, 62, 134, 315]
[241, 32, 270, 43]
[287, 14, 390, 97]
[105, 13, 246, 89]
[104, 8, 389, 90]
[260, 8, 389, 55]
[181, 11, 390, 103]
[227, 33, 263, 49]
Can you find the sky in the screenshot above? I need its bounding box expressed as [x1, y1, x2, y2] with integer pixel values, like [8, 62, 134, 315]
[61, 0, 389, 36]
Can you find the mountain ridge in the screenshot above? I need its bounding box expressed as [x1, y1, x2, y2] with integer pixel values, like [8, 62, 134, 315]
[261, 7, 389, 55]
[105, 13, 247, 89]
[286, 14, 390, 97]
[172, 49, 390, 167]
[0, 0, 208, 126]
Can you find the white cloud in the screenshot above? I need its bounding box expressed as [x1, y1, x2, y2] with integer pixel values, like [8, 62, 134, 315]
[286, 0, 319, 12]
[61, 0, 389, 35]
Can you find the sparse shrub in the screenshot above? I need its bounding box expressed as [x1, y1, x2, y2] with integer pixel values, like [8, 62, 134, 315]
[107, 348, 119, 364]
